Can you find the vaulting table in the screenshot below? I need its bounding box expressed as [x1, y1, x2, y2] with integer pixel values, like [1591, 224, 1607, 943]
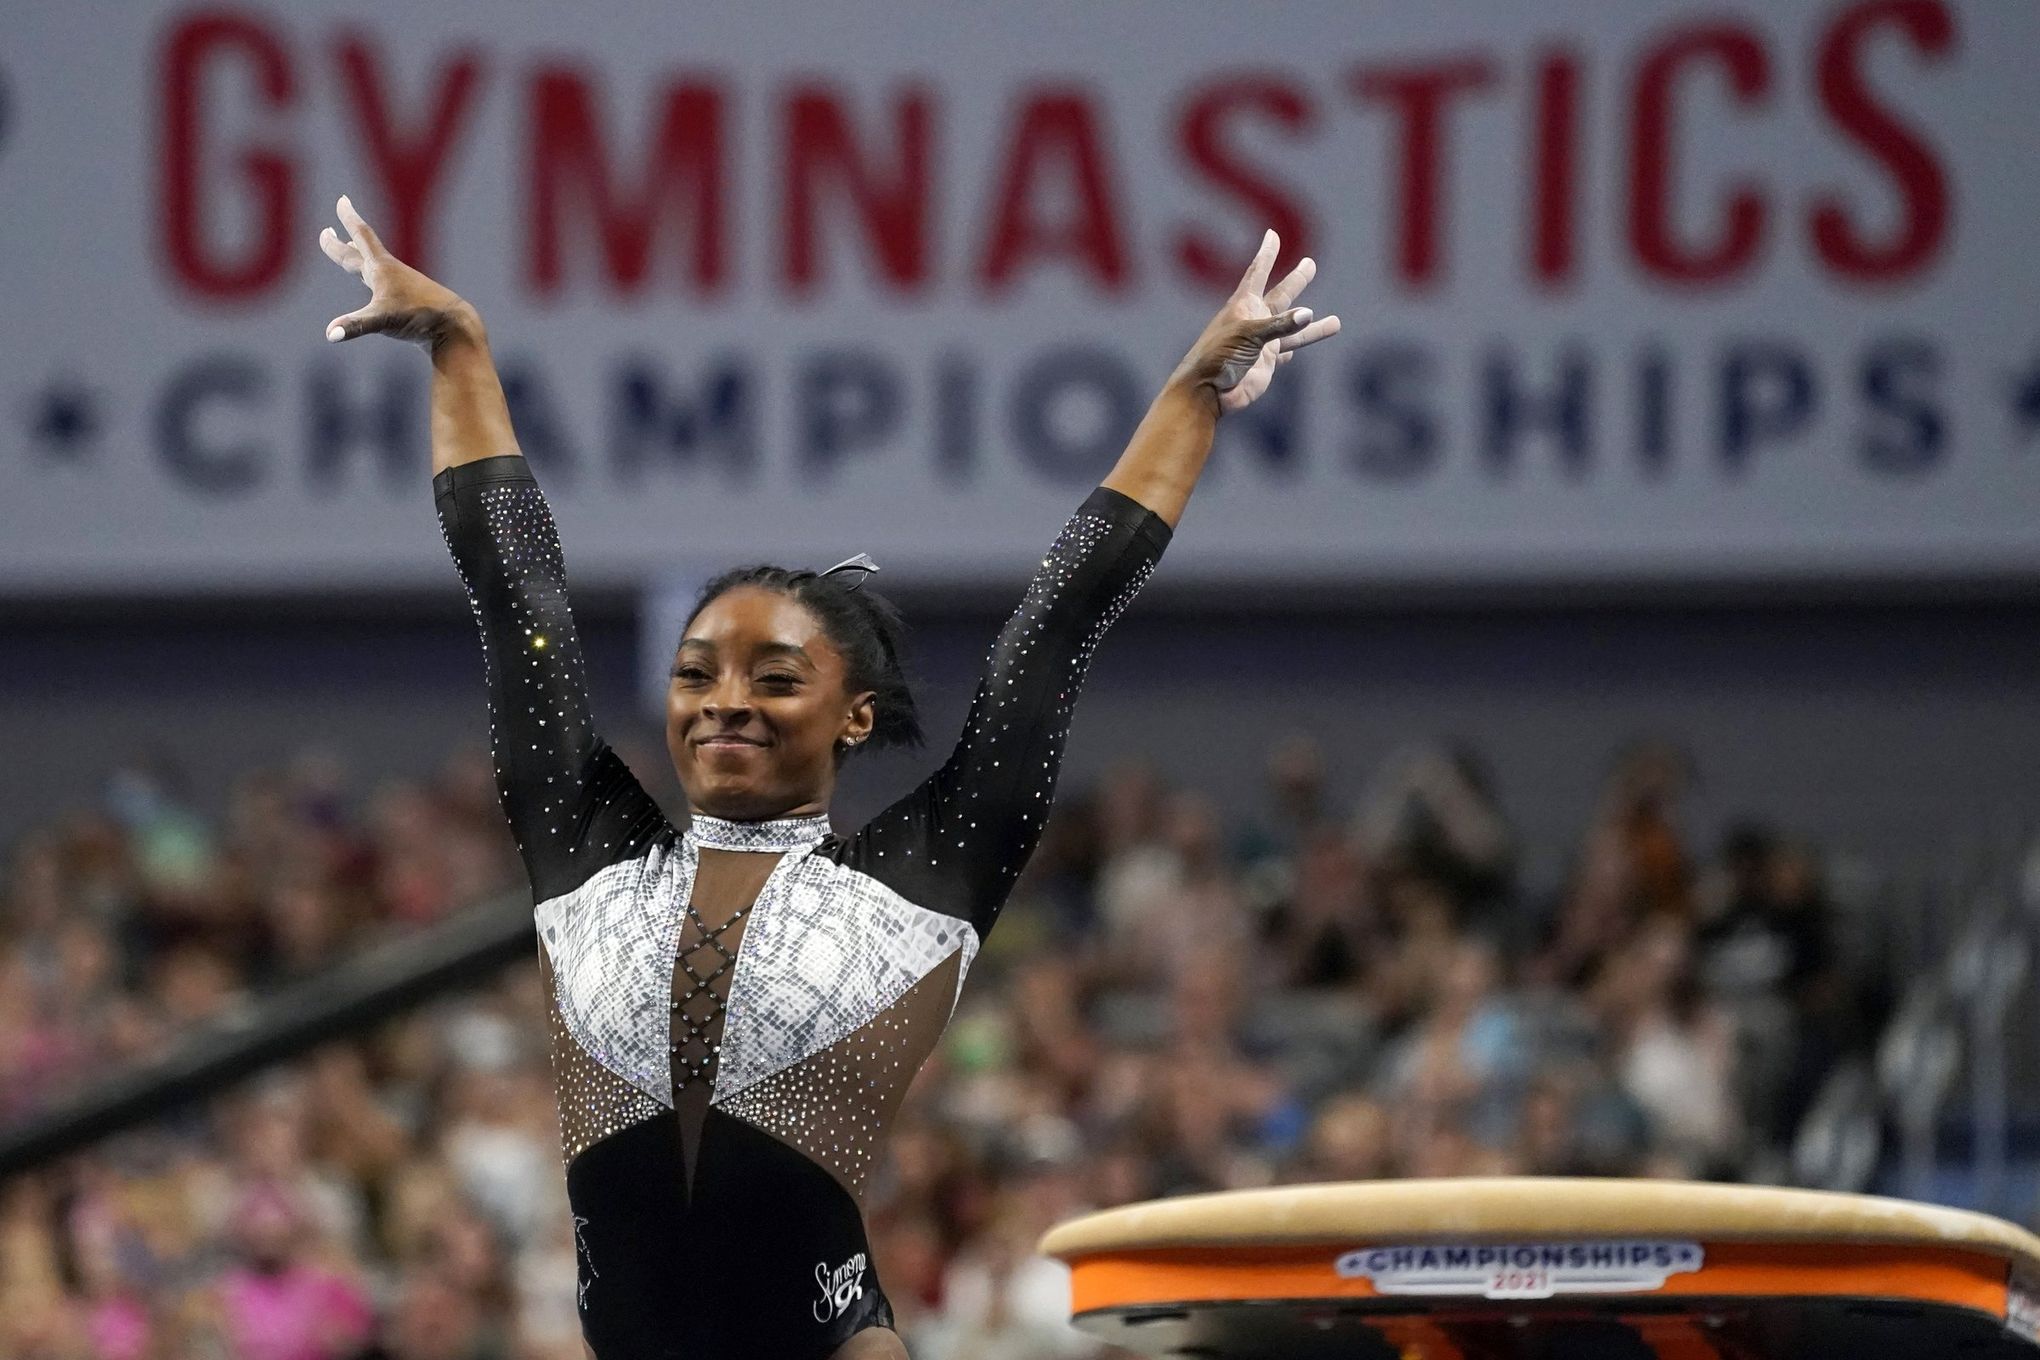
[1039, 1178, 2040, 1358]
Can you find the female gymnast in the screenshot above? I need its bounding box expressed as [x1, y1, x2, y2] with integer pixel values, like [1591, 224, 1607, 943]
[319, 194, 1338, 1359]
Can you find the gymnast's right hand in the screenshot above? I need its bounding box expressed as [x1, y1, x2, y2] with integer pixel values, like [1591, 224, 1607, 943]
[319, 195, 476, 347]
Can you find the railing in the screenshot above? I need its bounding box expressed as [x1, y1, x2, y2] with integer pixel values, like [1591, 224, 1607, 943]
[1796, 829, 2040, 1224]
[0, 891, 536, 1180]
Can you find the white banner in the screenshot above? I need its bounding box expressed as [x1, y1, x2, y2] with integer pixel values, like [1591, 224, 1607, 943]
[3, 0, 2038, 592]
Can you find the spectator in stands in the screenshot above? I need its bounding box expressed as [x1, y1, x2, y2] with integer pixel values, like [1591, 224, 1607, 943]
[1293, 1094, 1392, 1182]
[1533, 739, 1695, 990]
[1098, 791, 1249, 988]
[1354, 742, 1516, 921]
[1234, 733, 1334, 870]
[1698, 824, 1832, 1000]
[213, 1181, 374, 1360]
[1591, 916, 1741, 1174]
[1696, 823, 1852, 1150]
[353, 1269, 497, 1360]
[1362, 868, 1465, 1033]
[1264, 827, 1374, 988]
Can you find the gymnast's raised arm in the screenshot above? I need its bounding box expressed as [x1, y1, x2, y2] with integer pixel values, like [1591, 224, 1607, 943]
[1103, 228, 1341, 528]
[318, 196, 666, 900]
[319, 195, 515, 475]
[847, 230, 1340, 937]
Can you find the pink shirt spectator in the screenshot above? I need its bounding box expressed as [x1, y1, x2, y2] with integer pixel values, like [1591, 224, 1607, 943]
[219, 1265, 373, 1360]
[85, 1295, 150, 1360]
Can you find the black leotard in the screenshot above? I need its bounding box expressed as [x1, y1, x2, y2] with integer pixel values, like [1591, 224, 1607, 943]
[435, 455, 1168, 1359]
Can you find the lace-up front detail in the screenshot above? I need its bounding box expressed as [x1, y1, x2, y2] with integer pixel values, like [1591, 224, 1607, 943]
[670, 897, 750, 1088]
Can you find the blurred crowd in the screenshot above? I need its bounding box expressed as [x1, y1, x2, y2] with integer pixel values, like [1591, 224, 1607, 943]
[0, 735, 1875, 1359]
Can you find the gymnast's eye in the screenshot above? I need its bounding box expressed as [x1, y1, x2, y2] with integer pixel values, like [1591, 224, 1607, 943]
[671, 664, 711, 684]
[755, 671, 801, 690]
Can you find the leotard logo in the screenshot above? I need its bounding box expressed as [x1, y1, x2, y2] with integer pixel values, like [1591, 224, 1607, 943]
[572, 1214, 597, 1310]
[813, 1253, 868, 1322]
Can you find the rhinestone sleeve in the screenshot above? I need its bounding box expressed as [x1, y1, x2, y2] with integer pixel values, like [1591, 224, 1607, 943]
[839, 486, 1170, 937]
[435, 456, 671, 902]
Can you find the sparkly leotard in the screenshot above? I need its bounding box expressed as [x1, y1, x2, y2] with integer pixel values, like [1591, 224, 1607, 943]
[435, 456, 1168, 1359]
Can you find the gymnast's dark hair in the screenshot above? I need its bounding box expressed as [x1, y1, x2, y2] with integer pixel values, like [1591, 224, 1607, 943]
[685, 564, 924, 757]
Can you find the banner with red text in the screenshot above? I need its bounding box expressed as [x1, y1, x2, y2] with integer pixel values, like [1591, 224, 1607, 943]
[3, 0, 2038, 592]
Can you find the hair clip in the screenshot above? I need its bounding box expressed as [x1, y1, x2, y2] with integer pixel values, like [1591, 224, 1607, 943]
[821, 552, 881, 591]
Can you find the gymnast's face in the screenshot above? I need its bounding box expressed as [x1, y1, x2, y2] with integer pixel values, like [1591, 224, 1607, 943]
[667, 586, 875, 821]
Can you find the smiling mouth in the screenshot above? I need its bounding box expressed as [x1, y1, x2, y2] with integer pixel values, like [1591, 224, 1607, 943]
[697, 737, 766, 748]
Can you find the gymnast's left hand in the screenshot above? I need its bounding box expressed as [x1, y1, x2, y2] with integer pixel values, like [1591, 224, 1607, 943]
[1170, 229, 1342, 414]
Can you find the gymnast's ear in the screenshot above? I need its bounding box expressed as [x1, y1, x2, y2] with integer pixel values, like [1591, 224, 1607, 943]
[836, 692, 877, 756]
